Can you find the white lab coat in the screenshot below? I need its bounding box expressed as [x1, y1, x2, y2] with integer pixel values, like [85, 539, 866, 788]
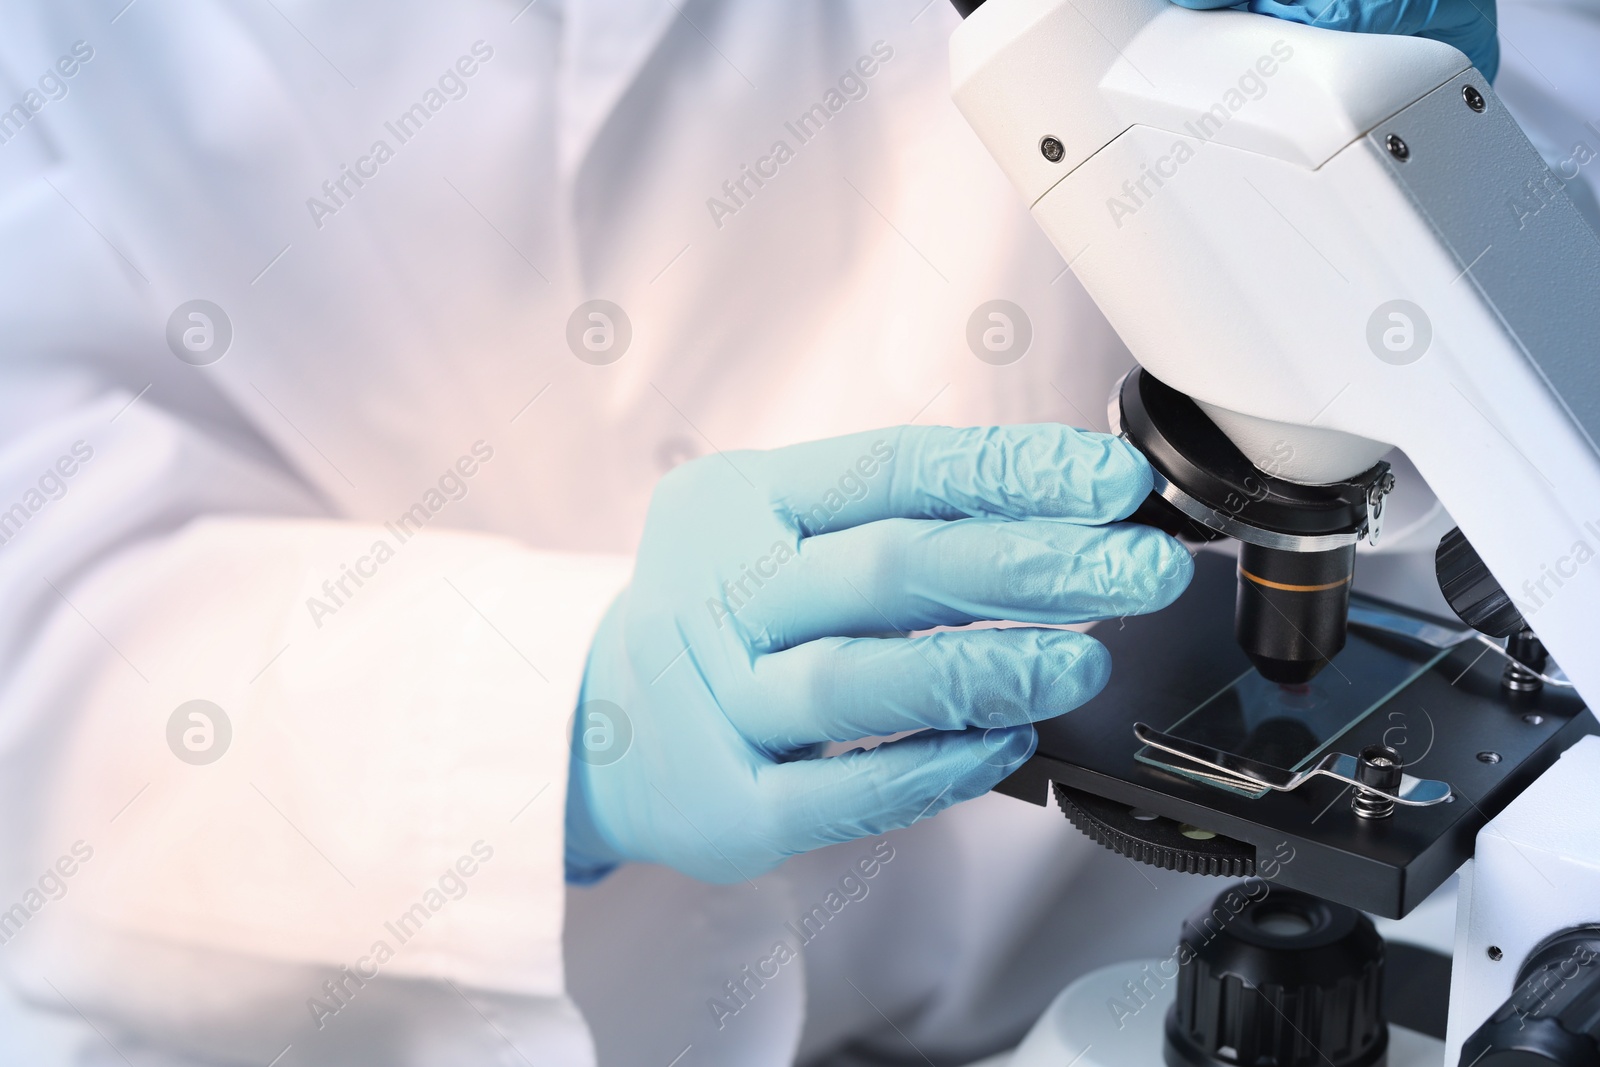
[0, 1, 1592, 1064]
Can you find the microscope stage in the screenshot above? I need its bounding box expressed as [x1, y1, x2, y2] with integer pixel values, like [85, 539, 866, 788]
[995, 551, 1595, 919]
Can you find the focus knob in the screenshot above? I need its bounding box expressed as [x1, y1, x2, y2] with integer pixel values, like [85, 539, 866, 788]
[1458, 929, 1600, 1066]
[1437, 527, 1526, 638]
[1165, 887, 1387, 1067]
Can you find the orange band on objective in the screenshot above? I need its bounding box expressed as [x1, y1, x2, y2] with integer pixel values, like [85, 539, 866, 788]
[1238, 568, 1353, 594]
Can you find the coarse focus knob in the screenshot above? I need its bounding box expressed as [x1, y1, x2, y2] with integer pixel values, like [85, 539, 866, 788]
[1458, 929, 1600, 1066]
[1166, 887, 1387, 1067]
[1437, 526, 1526, 638]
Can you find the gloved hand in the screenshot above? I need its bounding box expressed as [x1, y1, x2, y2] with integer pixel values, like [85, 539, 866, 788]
[564, 424, 1194, 885]
[1170, 0, 1499, 82]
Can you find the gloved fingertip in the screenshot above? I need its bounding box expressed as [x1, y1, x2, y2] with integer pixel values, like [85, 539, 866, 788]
[1000, 721, 1039, 758]
[954, 724, 1037, 799]
[1030, 629, 1113, 703]
[1157, 531, 1197, 585]
[1093, 525, 1197, 619]
[1138, 525, 1196, 591]
[1139, 537, 1203, 614]
[1101, 436, 1157, 520]
[1068, 636, 1114, 700]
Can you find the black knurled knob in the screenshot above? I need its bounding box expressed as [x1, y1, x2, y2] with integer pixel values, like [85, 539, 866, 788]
[1437, 526, 1527, 638]
[1165, 887, 1387, 1067]
[1458, 930, 1600, 1066]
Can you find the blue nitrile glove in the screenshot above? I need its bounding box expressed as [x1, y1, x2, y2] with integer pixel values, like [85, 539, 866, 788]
[1170, 0, 1500, 82]
[563, 424, 1194, 885]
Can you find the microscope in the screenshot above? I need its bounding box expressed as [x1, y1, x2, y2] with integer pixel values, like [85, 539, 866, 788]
[944, 0, 1600, 1064]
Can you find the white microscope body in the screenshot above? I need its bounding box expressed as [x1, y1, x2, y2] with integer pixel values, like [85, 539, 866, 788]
[947, 2, 1600, 1064]
[950, 0, 1600, 697]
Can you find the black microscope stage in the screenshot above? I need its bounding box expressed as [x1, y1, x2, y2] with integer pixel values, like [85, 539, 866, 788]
[995, 551, 1594, 919]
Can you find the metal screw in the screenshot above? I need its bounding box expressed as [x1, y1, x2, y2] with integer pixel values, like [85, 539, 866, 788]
[1488, 945, 1504, 961]
[1463, 84, 1486, 113]
[1523, 713, 1545, 725]
[1040, 136, 1065, 163]
[1503, 628, 1547, 693]
[1386, 134, 1411, 162]
[1353, 744, 1402, 820]
[1478, 750, 1503, 764]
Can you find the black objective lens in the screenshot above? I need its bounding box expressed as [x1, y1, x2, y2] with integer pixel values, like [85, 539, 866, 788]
[1115, 370, 1387, 686]
[1235, 543, 1356, 684]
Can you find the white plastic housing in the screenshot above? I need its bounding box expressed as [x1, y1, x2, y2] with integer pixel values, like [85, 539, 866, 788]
[951, 0, 1600, 704]
[1446, 735, 1600, 1064]
[950, 0, 1467, 199]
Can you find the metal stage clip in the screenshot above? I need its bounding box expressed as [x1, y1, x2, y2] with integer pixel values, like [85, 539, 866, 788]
[1133, 723, 1454, 807]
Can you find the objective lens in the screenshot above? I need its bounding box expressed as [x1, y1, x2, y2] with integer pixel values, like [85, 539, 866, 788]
[1235, 543, 1356, 684]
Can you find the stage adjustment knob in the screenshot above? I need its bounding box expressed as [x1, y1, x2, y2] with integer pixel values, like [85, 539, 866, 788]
[1165, 887, 1387, 1067]
[1437, 526, 1526, 638]
[1458, 929, 1600, 1066]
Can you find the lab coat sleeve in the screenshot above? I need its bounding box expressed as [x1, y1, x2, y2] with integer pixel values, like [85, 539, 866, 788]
[0, 397, 630, 1047]
[11, 507, 628, 997]
[0, 152, 631, 1046]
